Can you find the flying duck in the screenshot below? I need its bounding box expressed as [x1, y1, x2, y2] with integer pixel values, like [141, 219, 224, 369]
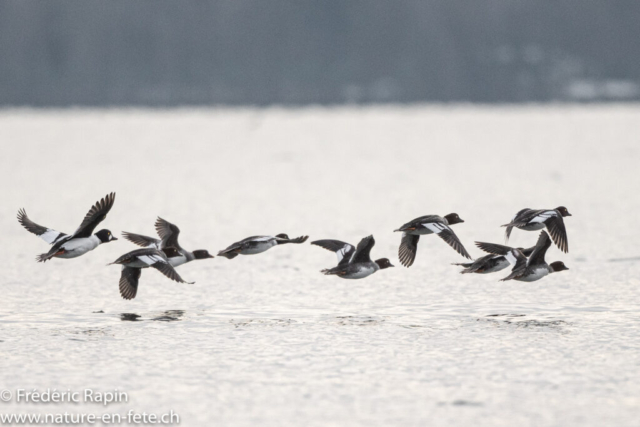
[311, 235, 393, 279]
[17, 192, 117, 262]
[502, 206, 571, 253]
[480, 231, 569, 282]
[394, 213, 471, 267]
[453, 243, 536, 274]
[108, 248, 194, 300]
[122, 217, 214, 267]
[217, 234, 308, 259]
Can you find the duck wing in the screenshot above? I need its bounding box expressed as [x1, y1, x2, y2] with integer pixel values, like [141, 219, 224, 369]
[398, 233, 419, 267]
[544, 216, 568, 253]
[350, 235, 375, 264]
[155, 217, 182, 250]
[72, 192, 116, 238]
[121, 231, 161, 249]
[119, 267, 142, 300]
[526, 231, 552, 266]
[423, 222, 471, 259]
[17, 208, 68, 245]
[311, 239, 355, 266]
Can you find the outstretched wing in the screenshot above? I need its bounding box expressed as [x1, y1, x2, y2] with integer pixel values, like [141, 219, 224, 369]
[121, 232, 161, 249]
[475, 241, 514, 256]
[151, 262, 194, 284]
[119, 267, 142, 300]
[17, 208, 67, 245]
[398, 233, 419, 267]
[155, 217, 181, 250]
[311, 239, 355, 266]
[423, 223, 471, 259]
[72, 192, 116, 238]
[526, 231, 552, 266]
[545, 216, 568, 253]
[351, 235, 375, 264]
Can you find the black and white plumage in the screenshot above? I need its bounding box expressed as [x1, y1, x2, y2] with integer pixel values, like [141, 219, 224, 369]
[394, 213, 471, 267]
[479, 231, 569, 282]
[312, 235, 394, 279]
[453, 243, 536, 274]
[502, 206, 571, 253]
[217, 233, 308, 259]
[108, 248, 194, 300]
[17, 193, 118, 262]
[122, 217, 214, 267]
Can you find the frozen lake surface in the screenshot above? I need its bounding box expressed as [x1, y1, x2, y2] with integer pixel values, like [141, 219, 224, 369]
[1, 106, 639, 426]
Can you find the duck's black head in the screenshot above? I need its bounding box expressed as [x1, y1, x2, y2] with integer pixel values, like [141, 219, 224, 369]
[444, 213, 464, 225]
[375, 258, 394, 269]
[96, 229, 118, 244]
[556, 206, 572, 217]
[276, 233, 290, 239]
[193, 249, 214, 260]
[550, 261, 569, 272]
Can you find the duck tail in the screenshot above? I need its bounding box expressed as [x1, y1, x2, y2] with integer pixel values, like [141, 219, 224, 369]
[321, 268, 338, 276]
[36, 252, 54, 263]
[451, 262, 473, 268]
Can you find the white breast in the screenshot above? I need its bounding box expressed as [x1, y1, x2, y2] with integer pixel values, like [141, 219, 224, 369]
[169, 255, 188, 267]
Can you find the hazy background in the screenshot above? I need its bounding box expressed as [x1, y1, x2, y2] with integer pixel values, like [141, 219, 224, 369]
[2, 0, 640, 106]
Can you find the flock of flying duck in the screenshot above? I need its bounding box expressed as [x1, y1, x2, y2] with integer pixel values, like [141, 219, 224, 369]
[17, 193, 571, 300]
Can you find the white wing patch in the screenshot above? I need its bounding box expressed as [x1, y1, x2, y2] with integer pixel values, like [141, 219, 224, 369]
[530, 210, 558, 224]
[336, 246, 349, 263]
[253, 237, 273, 242]
[40, 229, 63, 244]
[423, 222, 448, 234]
[138, 255, 165, 265]
[504, 250, 520, 266]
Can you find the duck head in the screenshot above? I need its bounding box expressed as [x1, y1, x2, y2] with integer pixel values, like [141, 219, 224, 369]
[375, 258, 394, 269]
[444, 213, 465, 225]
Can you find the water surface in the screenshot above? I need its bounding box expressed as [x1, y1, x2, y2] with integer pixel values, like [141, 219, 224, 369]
[1, 106, 639, 426]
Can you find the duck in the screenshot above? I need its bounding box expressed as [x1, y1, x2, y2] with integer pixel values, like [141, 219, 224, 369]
[108, 248, 194, 300]
[394, 213, 471, 267]
[122, 217, 214, 267]
[17, 192, 118, 262]
[502, 206, 571, 253]
[452, 242, 536, 274]
[312, 235, 394, 279]
[217, 234, 308, 259]
[479, 231, 569, 282]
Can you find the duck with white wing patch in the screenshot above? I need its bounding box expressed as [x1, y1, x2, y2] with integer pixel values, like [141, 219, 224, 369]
[394, 213, 471, 267]
[17, 192, 118, 262]
[108, 248, 194, 300]
[217, 233, 308, 259]
[502, 206, 571, 253]
[479, 231, 569, 282]
[122, 217, 214, 267]
[452, 242, 537, 274]
[312, 235, 394, 279]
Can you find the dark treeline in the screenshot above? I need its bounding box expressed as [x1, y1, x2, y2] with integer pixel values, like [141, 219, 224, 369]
[1, 0, 639, 106]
